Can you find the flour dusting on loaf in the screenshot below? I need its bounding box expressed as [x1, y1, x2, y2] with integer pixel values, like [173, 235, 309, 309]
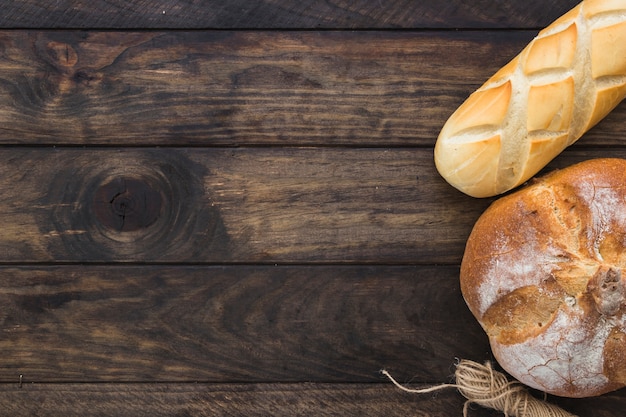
[493, 305, 614, 396]
[435, 0, 626, 198]
[461, 158, 626, 397]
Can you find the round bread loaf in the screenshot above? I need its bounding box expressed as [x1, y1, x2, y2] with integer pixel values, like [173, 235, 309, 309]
[461, 158, 626, 397]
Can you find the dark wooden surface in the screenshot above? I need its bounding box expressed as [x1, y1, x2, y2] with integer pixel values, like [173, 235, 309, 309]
[0, 0, 579, 29]
[0, 1, 624, 416]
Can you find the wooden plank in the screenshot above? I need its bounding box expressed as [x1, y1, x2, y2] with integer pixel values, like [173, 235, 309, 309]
[4, 381, 621, 417]
[0, 30, 524, 146]
[0, 382, 508, 417]
[0, 147, 489, 264]
[0, 0, 579, 30]
[0, 381, 622, 417]
[0, 147, 624, 264]
[1, 30, 623, 147]
[0, 265, 490, 382]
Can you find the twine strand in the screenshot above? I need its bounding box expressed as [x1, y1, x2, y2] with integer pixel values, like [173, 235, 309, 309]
[382, 359, 578, 417]
[381, 369, 457, 394]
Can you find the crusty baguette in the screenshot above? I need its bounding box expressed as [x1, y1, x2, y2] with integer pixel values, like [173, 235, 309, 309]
[434, 0, 626, 198]
[461, 158, 626, 397]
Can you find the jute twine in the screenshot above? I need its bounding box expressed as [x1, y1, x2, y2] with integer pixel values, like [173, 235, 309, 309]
[382, 359, 578, 417]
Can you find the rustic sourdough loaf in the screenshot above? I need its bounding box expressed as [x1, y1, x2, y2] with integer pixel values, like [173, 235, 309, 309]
[435, 0, 626, 198]
[461, 158, 626, 397]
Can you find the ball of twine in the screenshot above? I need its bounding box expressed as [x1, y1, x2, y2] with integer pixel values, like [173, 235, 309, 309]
[382, 359, 577, 417]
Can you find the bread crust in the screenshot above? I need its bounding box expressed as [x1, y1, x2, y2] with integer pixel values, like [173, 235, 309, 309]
[435, 0, 626, 198]
[461, 158, 626, 397]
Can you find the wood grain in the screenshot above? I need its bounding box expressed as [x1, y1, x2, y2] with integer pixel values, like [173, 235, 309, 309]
[0, 381, 621, 417]
[7, 381, 623, 417]
[0, 382, 507, 417]
[0, 147, 490, 263]
[0, 147, 622, 264]
[0, 30, 622, 147]
[0, 0, 579, 30]
[0, 265, 490, 382]
[0, 373, 622, 417]
[2, 2, 626, 415]
[0, 30, 523, 146]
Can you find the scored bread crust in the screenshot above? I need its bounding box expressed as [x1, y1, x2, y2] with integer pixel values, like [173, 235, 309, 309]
[435, 0, 626, 198]
[460, 158, 626, 397]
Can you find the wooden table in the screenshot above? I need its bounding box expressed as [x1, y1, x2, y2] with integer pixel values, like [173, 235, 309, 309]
[0, 1, 624, 415]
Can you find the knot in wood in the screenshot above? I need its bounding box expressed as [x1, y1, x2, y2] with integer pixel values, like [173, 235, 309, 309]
[45, 41, 78, 69]
[93, 177, 162, 232]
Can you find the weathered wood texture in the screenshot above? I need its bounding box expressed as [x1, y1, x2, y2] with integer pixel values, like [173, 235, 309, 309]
[3, 382, 624, 417]
[0, 147, 619, 264]
[0, 382, 502, 417]
[1, 1, 626, 416]
[0, 265, 487, 382]
[0, 0, 579, 29]
[0, 30, 523, 146]
[0, 30, 622, 147]
[0, 147, 484, 263]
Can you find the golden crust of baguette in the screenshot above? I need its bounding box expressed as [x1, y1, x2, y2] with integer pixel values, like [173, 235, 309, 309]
[525, 23, 578, 75]
[591, 20, 626, 78]
[547, 3, 583, 29]
[434, 82, 511, 197]
[584, 0, 626, 17]
[527, 77, 575, 131]
[487, 55, 520, 84]
[519, 134, 569, 181]
[434, 0, 626, 198]
[435, 135, 501, 197]
[441, 81, 512, 138]
[585, 82, 626, 130]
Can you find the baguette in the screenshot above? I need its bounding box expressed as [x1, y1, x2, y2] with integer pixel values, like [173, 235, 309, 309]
[434, 0, 626, 198]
